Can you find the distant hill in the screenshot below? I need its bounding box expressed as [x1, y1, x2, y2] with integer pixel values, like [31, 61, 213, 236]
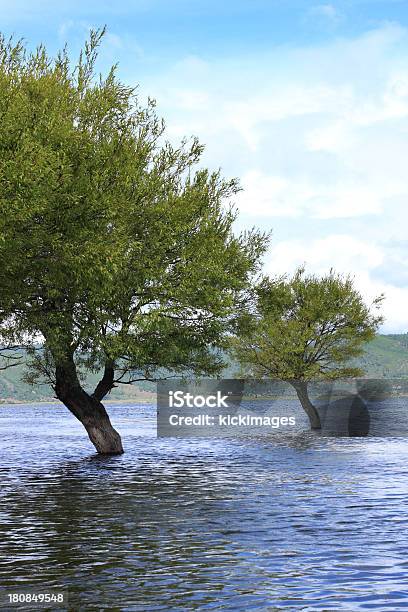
[0, 333, 407, 402]
[352, 333, 408, 378]
[0, 361, 155, 403]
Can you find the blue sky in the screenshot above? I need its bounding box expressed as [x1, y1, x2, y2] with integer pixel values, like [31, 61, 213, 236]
[2, 0, 408, 332]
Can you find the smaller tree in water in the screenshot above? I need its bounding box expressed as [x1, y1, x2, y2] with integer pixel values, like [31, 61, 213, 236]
[231, 267, 384, 429]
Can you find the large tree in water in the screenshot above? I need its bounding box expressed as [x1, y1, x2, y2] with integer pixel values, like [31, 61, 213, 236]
[0, 30, 267, 454]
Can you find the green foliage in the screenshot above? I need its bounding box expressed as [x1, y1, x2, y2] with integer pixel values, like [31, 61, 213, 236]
[0, 30, 268, 386]
[232, 267, 384, 382]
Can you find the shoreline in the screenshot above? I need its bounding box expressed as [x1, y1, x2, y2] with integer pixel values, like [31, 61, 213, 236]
[0, 397, 157, 406]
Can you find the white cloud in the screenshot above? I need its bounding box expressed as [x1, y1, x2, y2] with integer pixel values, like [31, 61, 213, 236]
[140, 23, 408, 330]
[237, 170, 387, 219]
[309, 4, 343, 25]
[267, 235, 384, 276]
[236, 171, 308, 217]
[266, 235, 407, 332]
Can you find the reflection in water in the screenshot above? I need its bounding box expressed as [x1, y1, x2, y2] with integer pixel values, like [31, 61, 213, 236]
[313, 379, 393, 437]
[0, 403, 408, 610]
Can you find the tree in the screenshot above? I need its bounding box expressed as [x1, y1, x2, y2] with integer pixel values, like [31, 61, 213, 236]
[0, 30, 268, 454]
[231, 267, 384, 429]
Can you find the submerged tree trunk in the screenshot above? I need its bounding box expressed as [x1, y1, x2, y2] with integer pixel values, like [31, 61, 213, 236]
[54, 359, 123, 455]
[291, 380, 321, 430]
[63, 392, 123, 455]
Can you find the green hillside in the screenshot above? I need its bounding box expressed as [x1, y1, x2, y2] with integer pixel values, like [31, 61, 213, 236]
[0, 361, 155, 403]
[0, 334, 407, 402]
[353, 333, 408, 378]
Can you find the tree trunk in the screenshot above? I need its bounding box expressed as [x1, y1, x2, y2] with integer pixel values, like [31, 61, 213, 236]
[55, 360, 124, 455]
[291, 380, 321, 430]
[67, 392, 123, 455]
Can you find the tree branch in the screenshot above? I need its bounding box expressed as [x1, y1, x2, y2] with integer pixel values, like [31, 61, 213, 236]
[92, 360, 116, 401]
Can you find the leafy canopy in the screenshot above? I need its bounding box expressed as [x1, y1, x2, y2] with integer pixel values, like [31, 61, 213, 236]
[232, 267, 384, 381]
[0, 29, 268, 386]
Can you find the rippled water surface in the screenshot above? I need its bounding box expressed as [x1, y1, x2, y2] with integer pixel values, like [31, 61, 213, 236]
[1, 402, 408, 611]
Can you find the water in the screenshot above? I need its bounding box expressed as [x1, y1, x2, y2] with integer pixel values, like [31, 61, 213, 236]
[1, 402, 408, 611]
